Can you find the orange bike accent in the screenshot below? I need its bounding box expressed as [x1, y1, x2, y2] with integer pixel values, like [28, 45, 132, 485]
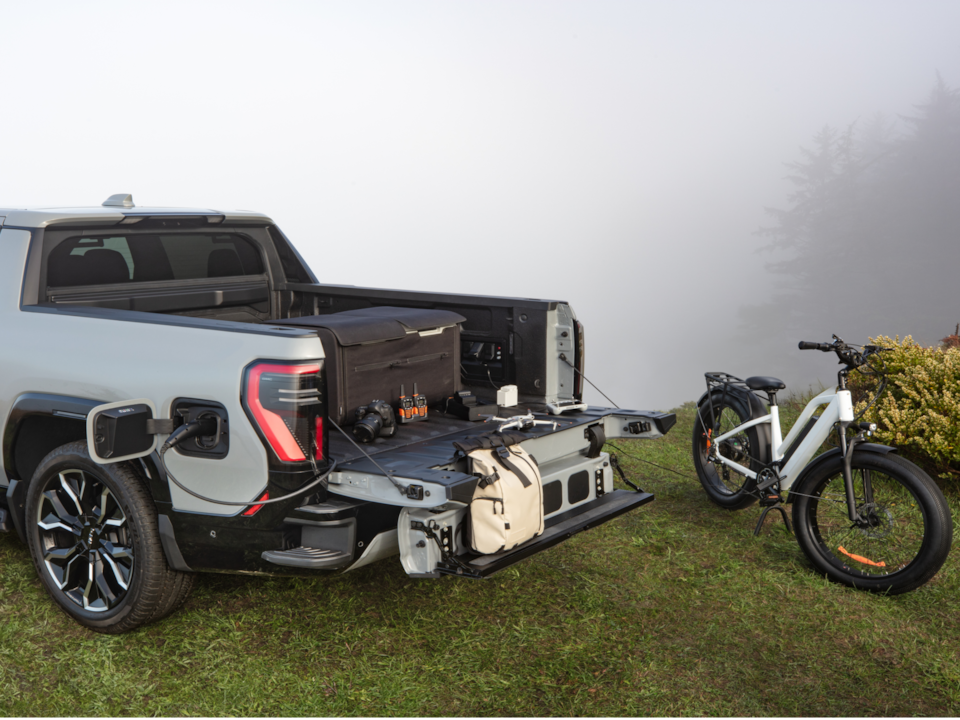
[838, 546, 886, 568]
[706, 429, 712, 449]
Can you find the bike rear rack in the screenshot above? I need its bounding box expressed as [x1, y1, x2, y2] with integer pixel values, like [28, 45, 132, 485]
[704, 372, 748, 390]
[702, 372, 751, 431]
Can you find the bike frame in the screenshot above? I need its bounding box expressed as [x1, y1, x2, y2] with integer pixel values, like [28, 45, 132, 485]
[710, 386, 855, 491]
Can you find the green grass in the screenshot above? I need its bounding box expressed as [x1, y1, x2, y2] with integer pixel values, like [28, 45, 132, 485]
[3, 400, 960, 716]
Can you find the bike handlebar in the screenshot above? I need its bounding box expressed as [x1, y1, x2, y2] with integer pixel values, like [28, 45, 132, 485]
[798, 341, 834, 351]
[798, 337, 888, 372]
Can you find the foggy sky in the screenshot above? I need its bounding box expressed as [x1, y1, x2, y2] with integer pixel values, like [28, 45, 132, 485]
[2, 1, 958, 410]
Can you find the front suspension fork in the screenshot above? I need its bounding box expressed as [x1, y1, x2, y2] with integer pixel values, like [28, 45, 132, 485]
[839, 424, 871, 523]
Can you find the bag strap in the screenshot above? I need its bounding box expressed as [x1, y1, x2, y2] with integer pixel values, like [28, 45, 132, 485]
[492, 446, 532, 488]
[476, 469, 500, 489]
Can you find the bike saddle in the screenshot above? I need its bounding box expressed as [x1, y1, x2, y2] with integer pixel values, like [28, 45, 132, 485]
[745, 376, 786, 392]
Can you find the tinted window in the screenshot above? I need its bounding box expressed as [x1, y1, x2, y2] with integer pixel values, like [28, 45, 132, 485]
[268, 225, 314, 283]
[47, 233, 265, 287]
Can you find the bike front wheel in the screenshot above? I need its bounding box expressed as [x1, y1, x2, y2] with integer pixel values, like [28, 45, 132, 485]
[791, 451, 952, 595]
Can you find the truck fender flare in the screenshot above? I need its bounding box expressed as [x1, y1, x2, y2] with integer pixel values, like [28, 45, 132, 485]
[2, 393, 176, 550]
[3, 393, 103, 542]
[785, 443, 898, 503]
[3, 393, 102, 485]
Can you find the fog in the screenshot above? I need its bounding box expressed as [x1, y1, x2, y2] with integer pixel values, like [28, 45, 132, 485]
[2, 1, 958, 410]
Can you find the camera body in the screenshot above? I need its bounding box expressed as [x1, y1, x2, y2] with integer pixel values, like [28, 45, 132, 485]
[353, 399, 398, 443]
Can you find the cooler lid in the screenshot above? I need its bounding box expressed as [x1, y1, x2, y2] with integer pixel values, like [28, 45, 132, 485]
[273, 306, 466, 345]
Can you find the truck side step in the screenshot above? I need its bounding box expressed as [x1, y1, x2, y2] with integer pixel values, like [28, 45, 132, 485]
[461, 489, 654, 578]
[261, 546, 352, 569]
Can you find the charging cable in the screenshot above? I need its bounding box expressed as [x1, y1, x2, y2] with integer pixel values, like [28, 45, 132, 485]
[327, 418, 409, 496]
[157, 418, 337, 508]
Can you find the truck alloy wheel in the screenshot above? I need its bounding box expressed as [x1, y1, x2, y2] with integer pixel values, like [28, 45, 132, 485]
[34, 468, 134, 612]
[25, 441, 174, 633]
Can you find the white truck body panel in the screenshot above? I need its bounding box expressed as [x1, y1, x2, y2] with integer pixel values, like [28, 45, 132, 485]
[0, 225, 326, 514]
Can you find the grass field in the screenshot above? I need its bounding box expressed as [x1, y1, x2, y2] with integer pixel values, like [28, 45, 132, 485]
[2, 400, 960, 716]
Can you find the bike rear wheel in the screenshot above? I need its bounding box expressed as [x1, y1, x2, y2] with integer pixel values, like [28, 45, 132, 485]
[692, 391, 762, 510]
[791, 451, 951, 594]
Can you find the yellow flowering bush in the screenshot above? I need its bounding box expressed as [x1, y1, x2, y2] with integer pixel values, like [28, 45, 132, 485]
[848, 336, 960, 480]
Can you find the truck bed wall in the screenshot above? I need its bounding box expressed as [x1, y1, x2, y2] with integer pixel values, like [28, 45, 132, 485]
[282, 282, 579, 407]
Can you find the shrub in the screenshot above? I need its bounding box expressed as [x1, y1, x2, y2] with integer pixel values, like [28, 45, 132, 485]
[848, 335, 960, 480]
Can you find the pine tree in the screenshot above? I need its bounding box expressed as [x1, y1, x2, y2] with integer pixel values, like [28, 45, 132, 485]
[743, 76, 960, 361]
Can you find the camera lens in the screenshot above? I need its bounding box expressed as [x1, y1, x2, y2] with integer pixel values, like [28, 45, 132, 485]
[353, 412, 383, 443]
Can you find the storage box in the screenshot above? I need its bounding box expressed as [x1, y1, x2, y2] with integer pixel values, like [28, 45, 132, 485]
[276, 306, 465, 425]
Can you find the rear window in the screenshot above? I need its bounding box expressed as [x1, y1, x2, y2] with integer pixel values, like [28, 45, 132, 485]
[46, 233, 265, 287]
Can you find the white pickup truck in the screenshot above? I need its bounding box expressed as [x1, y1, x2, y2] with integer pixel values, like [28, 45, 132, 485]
[0, 195, 675, 633]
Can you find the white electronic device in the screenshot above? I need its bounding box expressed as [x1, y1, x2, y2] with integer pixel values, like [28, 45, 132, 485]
[496, 384, 518, 407]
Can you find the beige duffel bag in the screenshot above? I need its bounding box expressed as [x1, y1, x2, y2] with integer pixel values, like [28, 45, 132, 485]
[466, 445, 544, 554]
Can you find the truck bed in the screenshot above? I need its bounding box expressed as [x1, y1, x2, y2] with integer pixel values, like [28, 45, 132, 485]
[325, 405, 675, 508]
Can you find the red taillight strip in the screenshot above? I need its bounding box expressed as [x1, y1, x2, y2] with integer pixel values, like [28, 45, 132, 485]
[243, 491, 270, 517]
[246, 363, 320, 462]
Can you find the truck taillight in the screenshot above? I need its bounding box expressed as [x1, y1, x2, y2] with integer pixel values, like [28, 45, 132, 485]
[242, 361, 325, 463]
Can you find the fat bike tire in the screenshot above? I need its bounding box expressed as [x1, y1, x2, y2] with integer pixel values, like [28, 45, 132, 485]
[791, 451, 951, 595]
[692, 391, 762, 510]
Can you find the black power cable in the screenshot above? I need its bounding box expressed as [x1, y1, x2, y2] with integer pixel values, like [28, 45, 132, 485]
[157, 419, 337, 508]
[558, 355, 619, 408]
[327, 418, 409, 496]
[606, 442, 698, 482]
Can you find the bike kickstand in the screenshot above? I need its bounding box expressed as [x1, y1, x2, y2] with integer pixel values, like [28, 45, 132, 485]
[754, 502, 793, 537]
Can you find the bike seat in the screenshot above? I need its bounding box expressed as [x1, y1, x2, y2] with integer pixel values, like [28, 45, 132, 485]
[745, 376, 786, 392]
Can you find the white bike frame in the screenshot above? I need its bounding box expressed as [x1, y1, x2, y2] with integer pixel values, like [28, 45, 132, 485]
[710, 386, 856, 491]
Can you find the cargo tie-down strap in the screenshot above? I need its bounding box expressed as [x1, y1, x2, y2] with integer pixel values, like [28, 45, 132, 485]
[451, 430, 529, 455]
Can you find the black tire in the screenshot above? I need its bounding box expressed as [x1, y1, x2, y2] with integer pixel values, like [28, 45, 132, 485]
[791, 451, 952, 595]
[24, 441, 191, 633]
[692, 391, 762, 510]
[149, 569, 197, 623]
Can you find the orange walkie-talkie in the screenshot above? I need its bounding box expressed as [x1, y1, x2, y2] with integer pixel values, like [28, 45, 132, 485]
[399, 384, 415, 423]
[413, 382, 428, 419]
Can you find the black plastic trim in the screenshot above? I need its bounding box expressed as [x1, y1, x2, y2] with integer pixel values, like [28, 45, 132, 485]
[779, 416, 819, 467]
[165, 491, 399, 574]
[158, 514, 192, 571]
[282, 282, 563, 310]
[5, 479, 26, 543]
[3, 393, 102, 483]
[651, 412, 677, 435]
